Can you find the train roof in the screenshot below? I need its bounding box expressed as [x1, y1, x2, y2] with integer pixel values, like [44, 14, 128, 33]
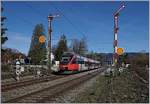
[63, 52, 100, 63]
[76, 54, 100, 63]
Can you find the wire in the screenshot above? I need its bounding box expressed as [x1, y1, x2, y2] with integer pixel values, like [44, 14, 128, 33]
[23, 2, 46, 21]
[21, 2, 88, 41]
[51, 4, 87, 39]
[5, 11, 35, 28]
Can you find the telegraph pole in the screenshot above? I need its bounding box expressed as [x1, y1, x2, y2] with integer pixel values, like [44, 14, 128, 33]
[113, 3, 125, 67]
[47, 14, 59, 70]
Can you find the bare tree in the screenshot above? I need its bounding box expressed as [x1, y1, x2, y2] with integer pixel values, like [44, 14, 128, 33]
[70, 37, 88, 55]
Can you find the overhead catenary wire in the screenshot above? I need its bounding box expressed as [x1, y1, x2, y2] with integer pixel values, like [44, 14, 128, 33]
[23, 2, 89, 45]
[24, 2, 85, 37]
[4, 11, 36, 29]
[23, 2, 46, 21]
[51, 4, 87, 39]
[2, 2, 37, 27]
[5, 2, 123, 54]
[7, 3, 129, 45]
[18, 2, 89, 39]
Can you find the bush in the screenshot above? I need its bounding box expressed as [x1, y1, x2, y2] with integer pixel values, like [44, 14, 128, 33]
[129, 53, 149, 81]
[1, 65, 12, 72]
[131, 53, 149, 67]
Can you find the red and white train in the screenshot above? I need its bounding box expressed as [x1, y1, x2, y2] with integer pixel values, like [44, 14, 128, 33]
[52, 52, 101, 73]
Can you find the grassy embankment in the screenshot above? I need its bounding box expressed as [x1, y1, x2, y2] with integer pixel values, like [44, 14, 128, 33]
[73, 68, 149, 103]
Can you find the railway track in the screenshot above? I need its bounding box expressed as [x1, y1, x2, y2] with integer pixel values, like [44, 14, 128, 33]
[134, 71, 149, 90]
[134, 72, 148, 84]
[1, 75, 67, 92]
[4, 68, 105, 103]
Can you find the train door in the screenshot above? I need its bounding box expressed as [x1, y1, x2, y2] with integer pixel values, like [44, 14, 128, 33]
[76, 58, 81, 71]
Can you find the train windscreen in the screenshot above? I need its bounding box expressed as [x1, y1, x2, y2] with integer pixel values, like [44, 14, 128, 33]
[60, 54, 74, 64]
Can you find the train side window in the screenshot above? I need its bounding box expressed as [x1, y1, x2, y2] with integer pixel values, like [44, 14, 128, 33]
[75, 58, 79, 64]
[80, 58, 84, 64]
[78, 60, 84, 64]
[77, 58, 84, 64]
[85, 62, 89, 66]
[80, 61, 84, 64]
[72, 58, 84, 64]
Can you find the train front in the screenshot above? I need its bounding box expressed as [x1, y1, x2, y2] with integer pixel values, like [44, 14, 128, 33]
[59, 52, 78, 72]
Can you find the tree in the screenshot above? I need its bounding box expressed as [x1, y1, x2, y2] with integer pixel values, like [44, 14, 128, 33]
[55, 34, 68, 61]
[130, 53, 149, 67]
[1, 7, 8, 46]
[70, 37, 88, 55]
[28, 24, 47, 64]
[79, 37, 88, 55]
[118, 53, 128, 65]
[70, 39, 80, 54]
[86, 51, 102, 60]
[1, 48, 26, 65]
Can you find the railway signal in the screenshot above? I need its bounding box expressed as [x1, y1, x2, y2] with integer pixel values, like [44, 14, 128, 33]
[39, 35, 46, 43]
[117, 47, 124, 55]
[47, 14, 59, 70]
[113, 2, 125, 66]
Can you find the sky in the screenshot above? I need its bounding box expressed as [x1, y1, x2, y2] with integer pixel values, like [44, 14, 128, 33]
[2, 1, 149, 55]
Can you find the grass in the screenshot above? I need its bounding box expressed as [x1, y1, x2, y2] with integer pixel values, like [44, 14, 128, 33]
[73, 68, 149, 103]
[1, 65, 50, 80]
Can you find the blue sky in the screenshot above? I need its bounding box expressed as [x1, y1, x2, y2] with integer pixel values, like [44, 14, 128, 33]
[2, 1, 149, 55]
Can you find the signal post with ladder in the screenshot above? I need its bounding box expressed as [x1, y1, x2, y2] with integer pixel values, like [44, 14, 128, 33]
[113, 3, 125, 66]
[47, 14, 59, 70]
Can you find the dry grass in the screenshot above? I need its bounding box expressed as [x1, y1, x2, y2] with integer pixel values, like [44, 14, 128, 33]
[73, 69, 149, 103]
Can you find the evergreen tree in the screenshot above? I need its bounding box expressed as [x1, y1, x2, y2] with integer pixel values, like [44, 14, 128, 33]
[28, 24, 47, 64]
[1, 7, 8, 46]
[55, 34, 68, 61]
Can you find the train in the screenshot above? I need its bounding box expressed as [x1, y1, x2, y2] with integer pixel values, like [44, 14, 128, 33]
[51, 52, 101, 73]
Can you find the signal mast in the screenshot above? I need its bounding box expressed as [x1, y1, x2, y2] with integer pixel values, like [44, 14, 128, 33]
[47, 14, 59, 70]
[113, 2, 125, 66]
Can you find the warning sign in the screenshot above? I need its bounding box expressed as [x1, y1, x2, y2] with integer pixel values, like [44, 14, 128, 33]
[117, 48, 124, 55]
[39, 35, 46, 43]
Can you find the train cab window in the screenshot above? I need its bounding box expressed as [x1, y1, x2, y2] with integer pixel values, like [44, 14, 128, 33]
[72, 58, 76, 64]
[60, 55, 74, 65]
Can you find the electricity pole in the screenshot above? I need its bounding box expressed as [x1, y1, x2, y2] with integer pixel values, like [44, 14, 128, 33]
[113, 3, 125, 67]
[47, 14, 59, 70]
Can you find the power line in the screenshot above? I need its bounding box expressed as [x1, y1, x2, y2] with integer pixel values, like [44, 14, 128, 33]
[5, 11, 35, 28]
[2, 2, 36, 27]
[20, 2, 88, 40]
[23, 2, 70, 40]
[51, 4, 87, 39]
[23, 2, 46, 21]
